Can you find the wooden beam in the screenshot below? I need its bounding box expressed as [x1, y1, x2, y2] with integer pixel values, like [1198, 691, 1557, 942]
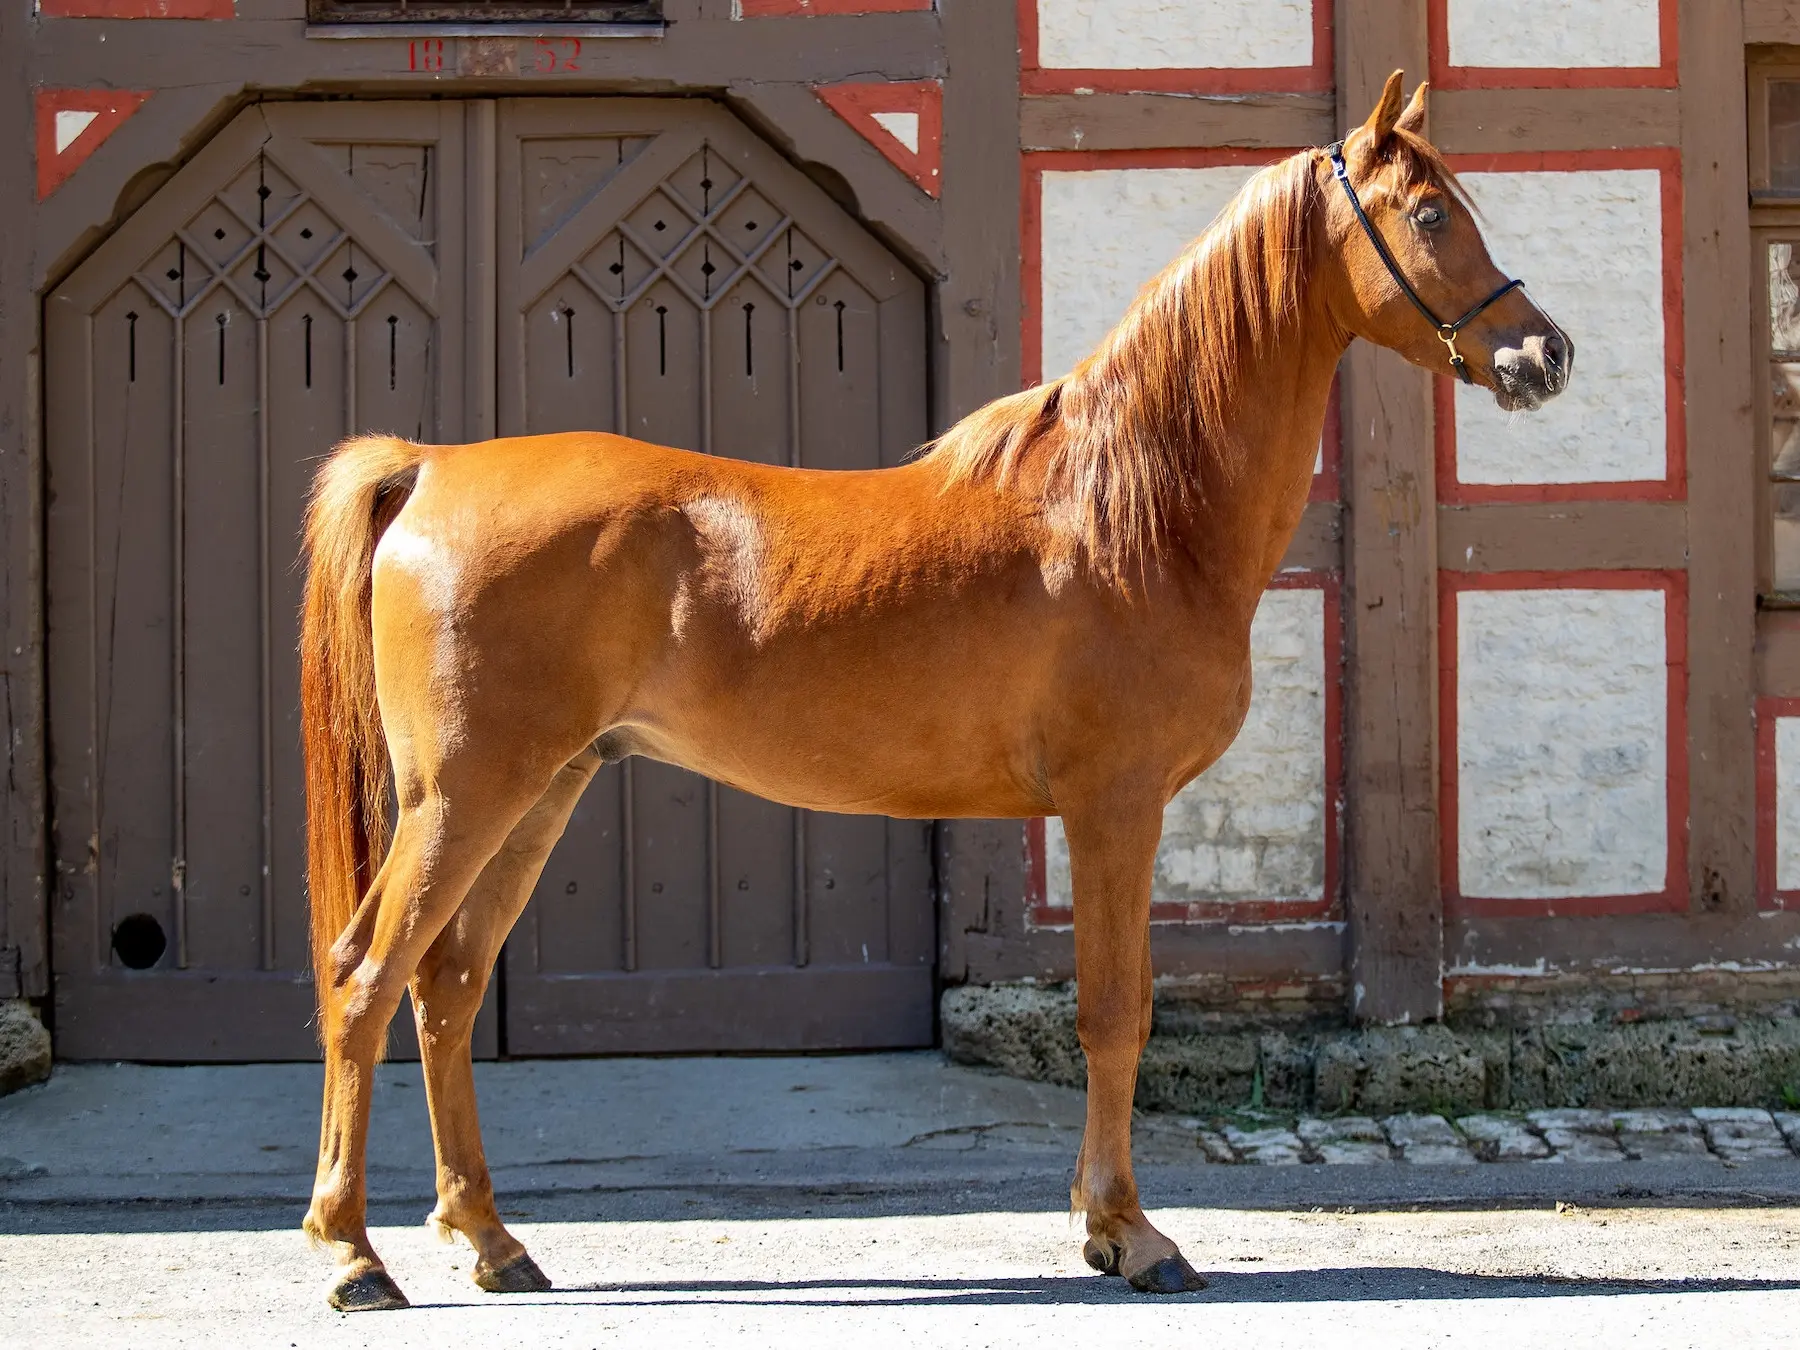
[1433, 87, 1681, 153]
[1019, 92, 1334, 152]
[961, 919, 1347, 986]
[726, 80, 946, 276]
[1279, 501, 1346, 573]
[1448, 909, 1800, 975]
[934, 0, 1027, 988]
[27, 14, 945, 105]
[1437, 501, 1688, 572]
[1756, 612, 1800, 697]
[1683, 0, 1760, 915]
[0, 0, 46, 999]
[1744, 0, 1800, 45]
[1338, 0, 1443, 1024]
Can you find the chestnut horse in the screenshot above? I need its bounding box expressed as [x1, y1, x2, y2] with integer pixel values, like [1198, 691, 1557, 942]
[298, 74, 1569, 1309]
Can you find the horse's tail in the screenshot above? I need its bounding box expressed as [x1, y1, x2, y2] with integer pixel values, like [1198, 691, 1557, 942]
[299, 433, 426, 1022]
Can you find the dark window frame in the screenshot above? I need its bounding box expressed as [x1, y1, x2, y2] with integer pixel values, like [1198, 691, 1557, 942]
[1749, 59, 1800, 606]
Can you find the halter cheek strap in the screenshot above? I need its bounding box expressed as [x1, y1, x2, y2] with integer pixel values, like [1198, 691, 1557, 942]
[1326, 141, 1524, 386]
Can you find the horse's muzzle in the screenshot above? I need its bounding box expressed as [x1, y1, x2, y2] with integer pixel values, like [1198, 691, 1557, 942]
[1491, 330, 1573, 412]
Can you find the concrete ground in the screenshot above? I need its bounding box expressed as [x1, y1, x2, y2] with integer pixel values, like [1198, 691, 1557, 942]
[4, 1053, 1799, 1347]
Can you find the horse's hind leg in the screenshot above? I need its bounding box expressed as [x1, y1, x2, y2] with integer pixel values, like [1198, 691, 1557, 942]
[410, 746, 603, 1293]
[304, 761, 550, 1312]
[1062, 797, 1207, 1294]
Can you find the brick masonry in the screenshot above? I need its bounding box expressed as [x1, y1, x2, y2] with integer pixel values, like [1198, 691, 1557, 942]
[1040, 586, 1328, 910]
[1780, 717, 1800, 892]
[1444, 0, 1662, 70]
[1455, 587, 1669, 900]
[1451, 168, 1668, 486]
[1033, 0, 1314, 72]
[1037, 164, 1257, 381]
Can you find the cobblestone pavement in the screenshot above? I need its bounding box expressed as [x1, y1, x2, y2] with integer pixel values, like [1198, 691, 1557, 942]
[1184, 1107, 1800, 1165]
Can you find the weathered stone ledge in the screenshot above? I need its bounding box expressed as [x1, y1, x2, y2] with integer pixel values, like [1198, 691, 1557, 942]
[942, 983, 1800, 1115]
[0, 1002, 52, 1098]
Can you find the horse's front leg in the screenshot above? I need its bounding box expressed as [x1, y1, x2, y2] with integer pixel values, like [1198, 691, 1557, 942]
[1062, 796, 1208, 1294]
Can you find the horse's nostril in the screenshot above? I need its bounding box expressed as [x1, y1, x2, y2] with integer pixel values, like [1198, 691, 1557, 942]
[1539, 332, 1571, 391]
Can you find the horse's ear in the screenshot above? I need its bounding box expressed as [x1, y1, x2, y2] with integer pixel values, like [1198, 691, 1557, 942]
[1396, 80, 1429, 136]
[1359, 70, 1407, 145]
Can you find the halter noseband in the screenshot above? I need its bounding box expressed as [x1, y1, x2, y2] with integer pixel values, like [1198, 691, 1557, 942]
[1326, 141, 1523, 386]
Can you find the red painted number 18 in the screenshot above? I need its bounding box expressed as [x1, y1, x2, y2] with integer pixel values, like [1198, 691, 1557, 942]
[533, 37, 582, 72]
[408, 39, 445, 72]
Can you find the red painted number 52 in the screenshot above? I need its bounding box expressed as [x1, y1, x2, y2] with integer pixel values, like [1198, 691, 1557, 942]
[533, 37, 581, 72]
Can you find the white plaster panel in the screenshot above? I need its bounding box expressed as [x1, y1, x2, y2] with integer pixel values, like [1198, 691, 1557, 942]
[1446, 0, 1661, 70]
[1457, 588, 1668, 899]
[1779, 718, 1800, 893]
[1044, 587, 1327, 909]
[1040, 165, 1256, 380]
[1038, 0, 1313, 71]
[1453, 169, 1666, 485]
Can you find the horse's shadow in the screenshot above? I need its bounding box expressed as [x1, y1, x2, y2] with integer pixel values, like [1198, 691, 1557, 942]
[405, 1268, 1800, 1310]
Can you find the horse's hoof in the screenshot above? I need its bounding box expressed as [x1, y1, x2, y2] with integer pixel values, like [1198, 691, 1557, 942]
[1127, 1255, 1208, 1294]
[328, 1268, 410, 1312]
[475, 1251, 552, 1294]
[1083, 1239, 1121, 1276]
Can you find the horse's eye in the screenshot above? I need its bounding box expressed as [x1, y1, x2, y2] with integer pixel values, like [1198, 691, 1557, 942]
[1414, 203, 1446, 229]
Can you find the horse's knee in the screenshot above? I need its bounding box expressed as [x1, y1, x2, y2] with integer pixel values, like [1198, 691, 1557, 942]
[1076, 996, 1148, 1060]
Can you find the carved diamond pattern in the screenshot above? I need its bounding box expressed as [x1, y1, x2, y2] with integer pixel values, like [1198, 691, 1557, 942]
[564, 142, 835, 316]
[130, 149, 397, 321]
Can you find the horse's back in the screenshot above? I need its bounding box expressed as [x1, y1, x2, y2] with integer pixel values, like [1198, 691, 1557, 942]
[369, 429, 1072, 814]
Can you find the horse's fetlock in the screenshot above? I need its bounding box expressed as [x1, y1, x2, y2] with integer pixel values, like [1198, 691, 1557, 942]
[427, 1207, 463, 1246]
[1072, 1167, 1139, 1220]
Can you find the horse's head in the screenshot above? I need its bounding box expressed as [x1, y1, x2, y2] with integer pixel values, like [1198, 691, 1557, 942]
[1323, 72, 1571, 412]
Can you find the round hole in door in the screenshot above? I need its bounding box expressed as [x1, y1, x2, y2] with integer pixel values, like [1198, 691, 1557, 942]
[111, 913, 167, 970]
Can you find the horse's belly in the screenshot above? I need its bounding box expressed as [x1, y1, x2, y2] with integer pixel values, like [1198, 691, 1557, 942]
[619, 651, 1047, 818]
[627, 712, 1046, 820]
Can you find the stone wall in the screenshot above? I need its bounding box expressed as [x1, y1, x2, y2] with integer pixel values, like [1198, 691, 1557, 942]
[943, 981, 1800, 1117]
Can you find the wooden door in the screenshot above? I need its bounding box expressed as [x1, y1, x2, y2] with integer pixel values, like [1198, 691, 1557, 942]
[43, 101, 493, 1059]
[45, 97, 932, 1060]
[494, 99, 935, 1052]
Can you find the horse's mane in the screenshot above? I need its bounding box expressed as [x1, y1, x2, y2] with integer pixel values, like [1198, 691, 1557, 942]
[921, 131, 1458, 578]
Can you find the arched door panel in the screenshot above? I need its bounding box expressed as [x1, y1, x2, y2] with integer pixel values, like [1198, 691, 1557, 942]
[495, 99, 932, 1053]
[45, 97, 931, 1060]
[45, 101, 471, 1059]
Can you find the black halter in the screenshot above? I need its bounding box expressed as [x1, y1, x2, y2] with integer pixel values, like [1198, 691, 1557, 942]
[1326, 141, 1523, 385]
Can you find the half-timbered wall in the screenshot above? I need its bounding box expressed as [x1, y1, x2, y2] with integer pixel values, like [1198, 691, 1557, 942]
[2, 0, 1795, 1052]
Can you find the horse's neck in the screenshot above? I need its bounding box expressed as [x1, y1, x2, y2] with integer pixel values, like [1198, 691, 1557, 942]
[1169, 315, 1347, 595]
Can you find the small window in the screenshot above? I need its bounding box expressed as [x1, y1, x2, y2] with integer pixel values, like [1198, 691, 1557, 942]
[1766, 243, 1800, 600]
[1772, 82, 1800, 192]
[307, 0, 658, 23]
[1751, 60, 1800, 603]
